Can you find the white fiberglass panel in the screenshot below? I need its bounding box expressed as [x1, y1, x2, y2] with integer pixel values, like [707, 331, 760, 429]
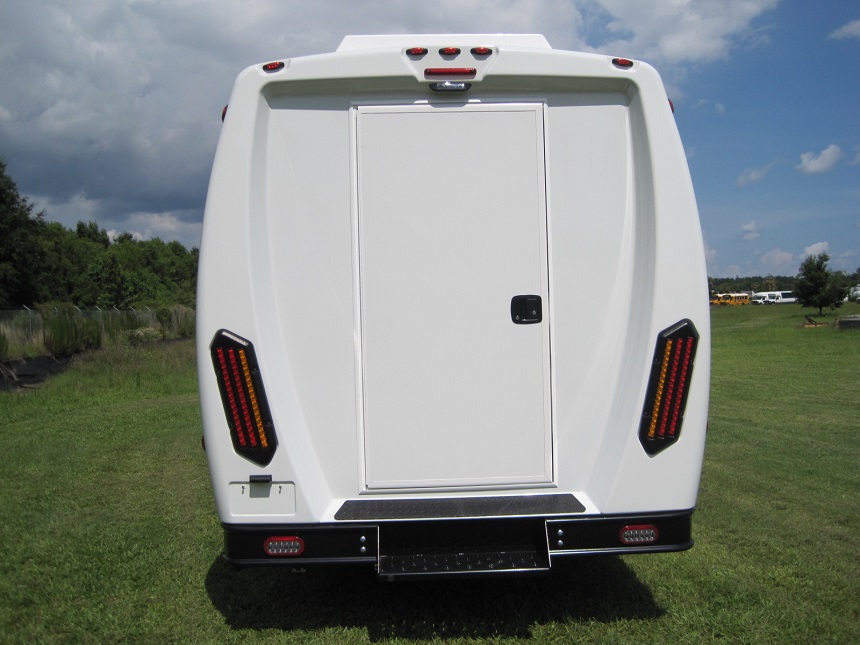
[356, 103, 552, 489]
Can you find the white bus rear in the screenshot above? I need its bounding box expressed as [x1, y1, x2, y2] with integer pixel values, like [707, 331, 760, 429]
[197, 34, 710, 578]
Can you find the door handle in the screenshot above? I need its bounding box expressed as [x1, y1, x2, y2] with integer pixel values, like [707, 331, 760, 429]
[511, 295, 542, 324]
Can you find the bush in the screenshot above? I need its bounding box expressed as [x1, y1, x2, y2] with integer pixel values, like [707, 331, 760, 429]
[99, 310, 145, 342]
[125, 327, 163, 347]
[0, 330, 8, 361]
[43, 315, 103, 357]
[172, 305, 195, 339]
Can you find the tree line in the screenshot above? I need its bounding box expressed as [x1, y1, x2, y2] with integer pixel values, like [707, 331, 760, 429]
[3, 158, 857, 314]
[710, 259, 858, 315]
[1, 160, 197, 310]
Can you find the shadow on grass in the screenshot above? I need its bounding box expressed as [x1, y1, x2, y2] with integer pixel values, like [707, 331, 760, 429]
[205, 555, 662, 640]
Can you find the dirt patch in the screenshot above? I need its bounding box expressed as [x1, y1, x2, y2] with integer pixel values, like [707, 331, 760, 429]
[1, 355, 71, 391]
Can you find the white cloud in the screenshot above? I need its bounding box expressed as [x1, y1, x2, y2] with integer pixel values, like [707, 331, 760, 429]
[835, 249, 858, 272]
[829, 19, 860, 40]
[741, 221, 763, 240]
[704, 240, 718, 271]
[30, 191, 101, 227]
[796, 145, 843, 174]
[593, 0, 780, 64]
[738, 159, 779, 186]
[0, 0, 798, 253]
[802, 241, 829, 258]
[118, 211, 203, 249]
[760, 248, 795, 274]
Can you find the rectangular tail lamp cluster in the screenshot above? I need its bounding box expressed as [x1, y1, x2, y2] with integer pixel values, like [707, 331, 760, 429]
[639, 319, 699, 455]
[210, 330, 278, 466]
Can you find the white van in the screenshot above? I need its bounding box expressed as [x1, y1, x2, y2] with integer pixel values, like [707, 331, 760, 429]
[770, 291, 796, 304]
[753, 290, 795, 305]
[197, 34, 711, 577]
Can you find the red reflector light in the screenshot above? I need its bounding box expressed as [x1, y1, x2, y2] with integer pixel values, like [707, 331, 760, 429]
[620, 525, 659, 545]
[424, 68, 477, 77]
[612, 57, 634, 68]
[470, 47, 492, 56]
[264, 536, 305, 557]
[639, 319, 699, 456]
[210, 330, 278, 466]
[262, 61, 285, 72]
[406, 47, 428, 56]
[439, 47, 461, 55]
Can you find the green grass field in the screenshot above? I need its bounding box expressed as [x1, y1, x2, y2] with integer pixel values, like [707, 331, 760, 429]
[1, 304, 858, 643]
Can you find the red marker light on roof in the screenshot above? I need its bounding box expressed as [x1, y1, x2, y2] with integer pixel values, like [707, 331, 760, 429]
[471, 47, 492, 56]
[612, 57, 634, 69]
[406, 47, 428, 56]
[424, 68, 476, 77]
[262, 61, 285, 72]
[439, 47, 461, 55]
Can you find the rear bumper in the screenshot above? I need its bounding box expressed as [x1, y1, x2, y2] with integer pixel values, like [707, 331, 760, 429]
[221, 509, 694, 577]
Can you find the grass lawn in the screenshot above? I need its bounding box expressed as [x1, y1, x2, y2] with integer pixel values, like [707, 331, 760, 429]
[1, 304, 858, 643]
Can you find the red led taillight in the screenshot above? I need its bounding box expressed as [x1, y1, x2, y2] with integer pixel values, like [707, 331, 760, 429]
[439, 47, 461, 55]
[612, 57, 634, 68]
[639, 319, 699, 455]
[620, 525, 659, 545]
[210, 330, 277, 466]
[406, 47, 428, 56]
[264, 536, 305, 556]
[424, 68, 477, 77]
[262, 61, 285, 73]
[470, 47, 492, 56]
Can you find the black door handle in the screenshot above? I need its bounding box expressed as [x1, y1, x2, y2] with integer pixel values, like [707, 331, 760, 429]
[511, 295, 542, 324]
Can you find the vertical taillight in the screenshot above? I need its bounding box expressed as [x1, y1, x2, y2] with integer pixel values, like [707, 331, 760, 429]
[639, 319, 699, 455]
[210, 330, 277, 466]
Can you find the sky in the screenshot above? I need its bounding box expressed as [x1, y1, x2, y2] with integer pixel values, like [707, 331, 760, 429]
[0, 0, 857, 278]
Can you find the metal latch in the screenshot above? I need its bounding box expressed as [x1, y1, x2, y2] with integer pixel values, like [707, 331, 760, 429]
[511, 295, 542, 324]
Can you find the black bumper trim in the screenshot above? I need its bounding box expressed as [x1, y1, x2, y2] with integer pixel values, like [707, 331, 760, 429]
[334, 493, 585, 520]
[220, 509, 694, 575]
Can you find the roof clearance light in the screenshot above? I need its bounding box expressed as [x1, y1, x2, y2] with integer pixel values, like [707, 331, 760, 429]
[471, 47, 492, 56]
[262, 61, 285, 73]
[264, 536, 305, 557]
[406, 47, 428, 56]
[424, 68, 477, 77]
[639, 319, 699, 456]
[210, 330, 278, 466]
[439, 47, 461, 55]
[620, 525, 659, 545]
[612, 57, 634, 68]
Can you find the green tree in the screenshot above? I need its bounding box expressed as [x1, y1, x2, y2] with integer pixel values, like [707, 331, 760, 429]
[78, 252, 134, 309]
[75, 220, 110, 248]
[794, 253, 849, 316]
[0, 160, 45, 307]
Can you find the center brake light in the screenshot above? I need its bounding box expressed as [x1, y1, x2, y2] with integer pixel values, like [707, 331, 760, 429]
[639, 319, 699, 455]
[210, 330, 278, 466]
[424, 68, 477, 77]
